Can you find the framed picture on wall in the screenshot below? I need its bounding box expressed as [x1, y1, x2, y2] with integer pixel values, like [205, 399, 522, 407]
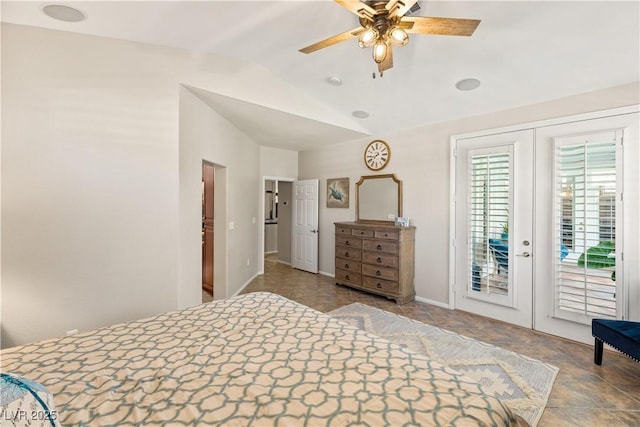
[327, 178, 349, 208]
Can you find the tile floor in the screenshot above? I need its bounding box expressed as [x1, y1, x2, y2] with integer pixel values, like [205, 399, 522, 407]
[202, 255, 640, 426]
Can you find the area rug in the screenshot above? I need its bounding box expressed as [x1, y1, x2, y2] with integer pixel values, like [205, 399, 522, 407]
[328, 303, 559, 427]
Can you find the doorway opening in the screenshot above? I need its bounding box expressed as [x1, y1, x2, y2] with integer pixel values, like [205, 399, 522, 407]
[202, 161, 215, 301]
[261, 177, 295, 274]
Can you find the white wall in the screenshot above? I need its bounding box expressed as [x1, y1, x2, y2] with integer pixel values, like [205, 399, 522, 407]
[178, 87, 262, 307]
[260, 146, 298, 179]
[1, 24, 302, 347]
[299, 82, 640, 304]
[1, 24, 186, 346]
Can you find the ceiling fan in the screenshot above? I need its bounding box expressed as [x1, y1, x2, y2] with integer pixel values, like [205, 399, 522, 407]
[299, 0, 480, 75]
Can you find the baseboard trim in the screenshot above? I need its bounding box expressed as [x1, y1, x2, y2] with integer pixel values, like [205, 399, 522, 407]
[415, 295, 452, 310]
[231, 272, 260, 298]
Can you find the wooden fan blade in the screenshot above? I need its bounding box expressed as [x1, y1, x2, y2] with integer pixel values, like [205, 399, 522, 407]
[385, 0, 400, 15]
[379, 44, 393, 73]
[299, 27, 364, 54]
[334, 0, 376, 20]
[401, 16, 481, 36]
[387, 0, 418, 19]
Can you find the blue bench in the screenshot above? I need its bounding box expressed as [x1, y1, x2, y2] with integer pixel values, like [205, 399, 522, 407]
[592, 319, 640, 365]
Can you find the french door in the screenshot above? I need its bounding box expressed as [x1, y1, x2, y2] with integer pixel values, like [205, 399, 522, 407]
[534, 115, 636, 343]
[453, 110, 638, 344]
[454, 130, 534, 328]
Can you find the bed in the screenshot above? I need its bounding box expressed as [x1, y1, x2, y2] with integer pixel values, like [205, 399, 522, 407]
[1, 292, 524, 426]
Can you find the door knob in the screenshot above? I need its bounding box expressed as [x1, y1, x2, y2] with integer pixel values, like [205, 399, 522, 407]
[311, 229, 318, 234]
[516, 252, 531, 258]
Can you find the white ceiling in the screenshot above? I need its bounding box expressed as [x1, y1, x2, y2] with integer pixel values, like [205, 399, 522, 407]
[2, 1, 639, 151]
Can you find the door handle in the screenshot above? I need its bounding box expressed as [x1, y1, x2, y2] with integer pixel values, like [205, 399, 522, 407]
[311, 229, 318, 234]
[516, 252, 531, 258]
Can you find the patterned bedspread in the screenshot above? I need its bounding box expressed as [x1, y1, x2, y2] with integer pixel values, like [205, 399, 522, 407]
[1, 292, 521, 426]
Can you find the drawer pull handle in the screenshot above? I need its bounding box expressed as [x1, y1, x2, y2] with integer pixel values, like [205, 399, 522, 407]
[345, 275, 350, 280]
[344, 253, 350, 258]
[377, 245, 382, 250]
[376, 271, 381, 276]
[377, 283, 382, 289]
[345, 241, 350, 246]
[384, 233, 388, 237]
[360, 231, 364, 235]
[376, 257, 382, 263]
[344, 263, 349, 268]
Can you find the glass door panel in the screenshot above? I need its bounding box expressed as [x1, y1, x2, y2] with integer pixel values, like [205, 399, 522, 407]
[468, 149, 513, 304]
[554, 133, 620, 323]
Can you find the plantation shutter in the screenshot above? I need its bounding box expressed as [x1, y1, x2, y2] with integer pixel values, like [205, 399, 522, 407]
[554, 131, 620, 321]
[467, 147, 513, 302]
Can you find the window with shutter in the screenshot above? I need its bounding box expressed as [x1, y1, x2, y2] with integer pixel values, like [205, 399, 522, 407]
[467, 147, 513, 304]
[554, 132, 620, 321]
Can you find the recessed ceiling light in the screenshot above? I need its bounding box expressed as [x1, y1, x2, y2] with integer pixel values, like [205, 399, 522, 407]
[42, 4, 86, 22]
[352, 110, 369, 119]
[327, 76, 343, 86]
[455, 78, 481, 91]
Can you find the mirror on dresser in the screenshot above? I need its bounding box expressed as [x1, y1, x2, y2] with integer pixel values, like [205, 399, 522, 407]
[356, 174, 402, 223]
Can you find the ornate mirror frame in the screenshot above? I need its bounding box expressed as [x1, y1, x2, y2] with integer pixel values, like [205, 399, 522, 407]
[355, 174, 403, 223]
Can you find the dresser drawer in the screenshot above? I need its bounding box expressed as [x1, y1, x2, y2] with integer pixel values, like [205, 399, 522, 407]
[375, 230, 399, 240]
[335, 246, 362, 261]
[363, 276, 400, 293]
[336, 226, 352, 236]
[335, 258, 361, 272]
[351, 228, 374, 238]
[362, 252, 399, 268]
[362, 264, 399, 281]
[336, 235, 362, 249]
[335, 268, 361, 285]
[362, 239, 399, 253]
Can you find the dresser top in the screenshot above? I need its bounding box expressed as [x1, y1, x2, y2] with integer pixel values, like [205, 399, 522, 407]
[335, 221, 416, 231]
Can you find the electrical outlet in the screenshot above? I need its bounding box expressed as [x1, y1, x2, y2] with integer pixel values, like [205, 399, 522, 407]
[246, 258, 250, 266]
[229, 222, 234, 230]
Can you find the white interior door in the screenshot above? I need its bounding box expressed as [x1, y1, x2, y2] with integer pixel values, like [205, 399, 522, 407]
[454, 130, 534, 328]
[292, 179, 319, 273]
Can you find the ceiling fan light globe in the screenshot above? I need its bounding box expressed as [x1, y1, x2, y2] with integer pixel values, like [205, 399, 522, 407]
[358, 28, 377, 48]
[372, 41, 388, 63]
[389, 27, 409, 46]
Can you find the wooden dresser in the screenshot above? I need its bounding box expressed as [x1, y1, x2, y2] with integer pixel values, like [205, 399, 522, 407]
[334, 222, 416, 304]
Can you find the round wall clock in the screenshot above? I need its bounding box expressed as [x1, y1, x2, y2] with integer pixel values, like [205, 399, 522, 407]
[364, 140, 391, 171]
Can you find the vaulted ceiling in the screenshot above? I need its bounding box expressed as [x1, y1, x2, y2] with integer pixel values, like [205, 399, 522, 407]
[3, 1, 639, 150]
